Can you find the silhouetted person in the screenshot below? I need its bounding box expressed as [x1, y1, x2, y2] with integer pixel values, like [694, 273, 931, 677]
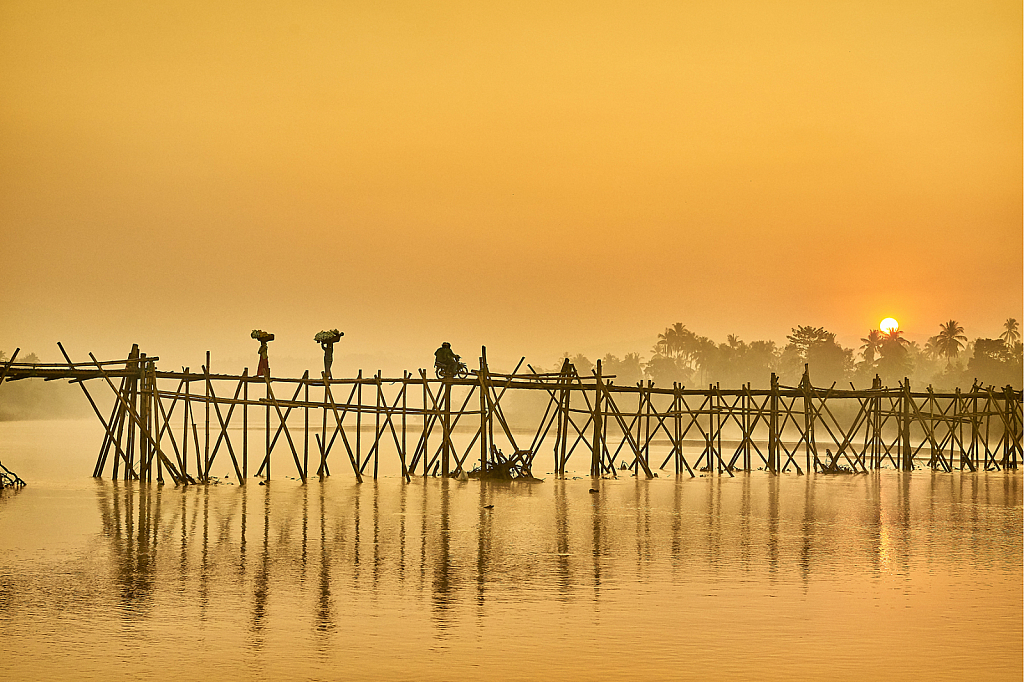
[257, 340, 270, 378]
[313, 329, 343, 379]
[321, 340, 335, 378]
[434, 342, 458, 375]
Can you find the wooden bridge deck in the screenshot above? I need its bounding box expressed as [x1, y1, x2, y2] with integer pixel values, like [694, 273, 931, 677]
[2, 343, 1021, 486]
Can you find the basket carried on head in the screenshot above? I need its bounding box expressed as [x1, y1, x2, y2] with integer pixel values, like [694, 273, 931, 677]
[251, 329, 275, 342]
[314, 329, 343, 344]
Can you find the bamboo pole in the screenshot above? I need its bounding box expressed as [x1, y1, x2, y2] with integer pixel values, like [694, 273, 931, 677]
[374, 370, 381, 479]
[591, 360, 604, 478]
[560, 363, 573, 475]
[768, 373, 779, 474]
[87, 352, 182, 485]
[479, 348, 489, 474]
[56, 344, 130, 479]
[902, 379, 913, 471]
[243, 369, 248, 479]
[304, 373, 309, 479]
[442, 376, 452, 477]
[401, 371, 410, 482]
[183, 368, 190, 479]
[205, 351, 211, 478]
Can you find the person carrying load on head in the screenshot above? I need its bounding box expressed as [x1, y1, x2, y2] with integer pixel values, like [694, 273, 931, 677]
[315, 329, 344, 379]
[252, 330, 274, 378]
[257, 342, 270, 377]
[434, 342, 458, 376]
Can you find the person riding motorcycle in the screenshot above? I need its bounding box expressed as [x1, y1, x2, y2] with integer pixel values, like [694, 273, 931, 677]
[434, 342, 459, 376]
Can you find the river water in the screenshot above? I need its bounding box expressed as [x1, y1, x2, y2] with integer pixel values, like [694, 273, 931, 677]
[0, 419, 1021, 681]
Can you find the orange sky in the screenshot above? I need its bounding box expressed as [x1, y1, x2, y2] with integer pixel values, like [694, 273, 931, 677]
[1, 1, 1020, 374]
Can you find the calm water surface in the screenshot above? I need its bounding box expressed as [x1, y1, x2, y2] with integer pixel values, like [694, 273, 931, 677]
[1, 420, 1021, 681]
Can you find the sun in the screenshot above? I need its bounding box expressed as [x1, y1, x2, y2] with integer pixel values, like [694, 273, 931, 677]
[880, 317, 899, 334]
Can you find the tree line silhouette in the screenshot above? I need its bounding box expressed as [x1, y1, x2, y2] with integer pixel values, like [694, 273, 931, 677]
[554, 318, 1022, 390]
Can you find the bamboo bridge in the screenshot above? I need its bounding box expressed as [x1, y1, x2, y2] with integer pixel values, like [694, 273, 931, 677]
[1, 343, 1020, 485]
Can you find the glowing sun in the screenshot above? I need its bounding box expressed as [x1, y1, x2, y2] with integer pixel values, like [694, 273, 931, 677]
[880, 317, 899, 334]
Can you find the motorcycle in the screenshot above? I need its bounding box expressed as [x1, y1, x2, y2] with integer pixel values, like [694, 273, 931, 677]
[435, 355, 469, 380]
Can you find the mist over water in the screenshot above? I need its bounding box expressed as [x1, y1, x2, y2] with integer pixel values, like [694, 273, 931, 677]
[1, 420, 1020, 682]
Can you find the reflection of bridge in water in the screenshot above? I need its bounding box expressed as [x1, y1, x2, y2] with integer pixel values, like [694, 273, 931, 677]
[2, 343, 1021, 484]
[94, 474, 1021, 636]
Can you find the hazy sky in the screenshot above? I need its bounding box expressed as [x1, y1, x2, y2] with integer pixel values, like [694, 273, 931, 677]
[1, 1, 1020, 375]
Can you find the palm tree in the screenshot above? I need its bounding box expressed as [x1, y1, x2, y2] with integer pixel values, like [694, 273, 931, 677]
[860, 330, 883, 364]
[935, 320, 967, 366]
[656, 323, 690, 359]
[1000, 318, 1020, 346]
[691, 336, 717, 383]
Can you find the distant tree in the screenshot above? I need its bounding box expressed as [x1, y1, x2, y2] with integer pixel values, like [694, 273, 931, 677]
[805, 342, 853, 386]
[968, 339, 1008, 385]
[601, 353, 643, 386]
[1000, 318, 1020, 346]
[656, 323, 691, 359]
[691, 336, 718, 384]
[644, 354, 691, 386]
[859, 330, 883, 365]
[0, 350, 6, 363]
[786, 326, 834, 360]
[934, 320, 967, 367]
[569, 353, 594, 377]
[20, 352, 40, 364]
[923, 336, 940, 361]
[967, 339, 1022, 388]
[876, 330, 911, 386]
[746, 340, 780, 372]
[783, 326, 851, 385]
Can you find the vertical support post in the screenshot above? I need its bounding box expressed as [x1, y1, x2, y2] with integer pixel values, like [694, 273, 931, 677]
[557, 359, 571, 476]
[741, 386, 749, 472]
[954, 389, 963, 470]
[673, 383, 683, 475]
[1005, 385, 1019, 469]
[421, 373, 429, 477]
[265, 374, 271, 481]
[183, 369, 189, 479]
[402, 371, 409, 482]
[205, 350, 211, 478]
[643, 382, 652, 475]
[125, 344, 140, 479]
[802, 364, 815, 473]
[971, 391, 980, 470]
[871, 376, 880, 469]
[591, 360, 604, 478]
[927, 386, 936, 470]
[769, 373, 779, 475]
[709, 385, 718, 474]
[716, 383, 723, 473]
[321, 371, 328, 474]
[901, 379, 912, 471]
[356, 369, 362, 474]
[243, 370, 248, 480]
[304, 373, 309, 479]
[139, 353, 150, 481]
[442, 375, 452, 477]
[374, 370, 382, 479]
[479, 347, 489, 474]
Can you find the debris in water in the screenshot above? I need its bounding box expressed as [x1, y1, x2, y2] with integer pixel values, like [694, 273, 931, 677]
[466, 446, 542, 481]
[0, 459, 26, 490]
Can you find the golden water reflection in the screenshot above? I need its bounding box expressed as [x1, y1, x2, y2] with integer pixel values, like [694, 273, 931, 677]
[94, 473, 1020, 628]
[1, 472, 1019, 681]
